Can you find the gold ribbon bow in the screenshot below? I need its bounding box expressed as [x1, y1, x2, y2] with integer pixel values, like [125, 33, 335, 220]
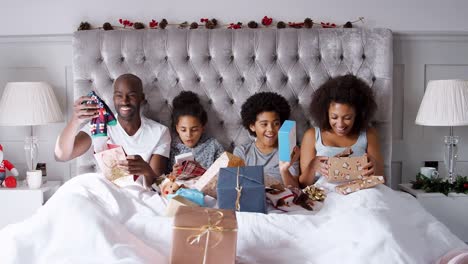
[235, 166, 243, 211]
[174, 209, 237, 264]
[303, 185, 327, 201]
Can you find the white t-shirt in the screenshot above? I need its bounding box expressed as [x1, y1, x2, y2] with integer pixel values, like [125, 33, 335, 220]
[82, 116, 171, 162]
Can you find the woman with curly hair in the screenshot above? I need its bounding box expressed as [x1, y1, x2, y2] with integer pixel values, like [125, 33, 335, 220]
[234, 92, 299, 187]
[299, 74, 384, 186]
[168, 91, 224, 172]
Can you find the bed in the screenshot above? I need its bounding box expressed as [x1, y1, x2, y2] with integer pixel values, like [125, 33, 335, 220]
[0, 28, 465, 264]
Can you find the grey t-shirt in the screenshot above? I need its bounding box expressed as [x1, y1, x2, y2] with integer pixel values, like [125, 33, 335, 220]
[233, 141, 299, 183]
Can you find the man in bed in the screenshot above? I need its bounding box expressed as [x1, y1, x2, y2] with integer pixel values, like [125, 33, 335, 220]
[54, 73, 171, 187]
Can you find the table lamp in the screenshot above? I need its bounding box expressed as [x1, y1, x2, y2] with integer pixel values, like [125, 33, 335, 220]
[0, 82, 64, 175]
[415, 79, 468, 183]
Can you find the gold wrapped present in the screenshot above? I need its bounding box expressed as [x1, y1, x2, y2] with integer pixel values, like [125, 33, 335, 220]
[194, 152, 244, 198]
[171, 206, 237, 264]
[335, 176, 385, 195]
[326, 156, 368, 183]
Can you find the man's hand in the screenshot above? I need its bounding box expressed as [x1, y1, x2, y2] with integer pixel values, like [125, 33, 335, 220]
[72, 96, 99, 124]
[118, 155, 154, 177]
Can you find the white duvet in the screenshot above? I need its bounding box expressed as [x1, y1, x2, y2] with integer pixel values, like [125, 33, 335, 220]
[0, 173, 465, 264]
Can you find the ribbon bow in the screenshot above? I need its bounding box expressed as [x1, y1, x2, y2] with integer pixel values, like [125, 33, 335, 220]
[235, 166, 243, 211]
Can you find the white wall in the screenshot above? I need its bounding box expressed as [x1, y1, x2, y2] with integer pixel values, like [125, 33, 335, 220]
[1, 0, 468, 35]
[1, 2, 468, 185]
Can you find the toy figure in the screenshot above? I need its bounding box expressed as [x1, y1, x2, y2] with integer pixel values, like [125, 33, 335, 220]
[160, 175, 182, 197]
[0, 144, 19, 187]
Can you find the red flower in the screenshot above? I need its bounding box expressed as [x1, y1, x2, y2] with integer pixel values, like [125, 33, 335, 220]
[119, 19, 133, 28]
[3, 176, 17, 188]
[464, 183, 468, 189]
[228, 22, 242, 29]
[288, 22, 304, 28]
[321, 22, 336, 28]
[200, 18, 209, 23]
[262, 16, 273, 26]
[149, 19, 158, 28]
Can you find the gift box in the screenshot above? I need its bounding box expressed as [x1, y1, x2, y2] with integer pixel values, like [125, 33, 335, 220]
[278, 120, 296, 162]
[326, 156, 368, 183]
[217, 166, 266, 213]
[168, 188, 205, 206]
[171, 206, 237, 264]
[94, 145, 131, 182]
[335, 176, 385, 195]
[194, 152, 245, 198]
[166, 195, 200, 217]
[177, 160, 206, 181]
[175, 152, 194, 165]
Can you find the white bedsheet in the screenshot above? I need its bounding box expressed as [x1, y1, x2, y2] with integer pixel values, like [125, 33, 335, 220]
[0, 173, 465, 264]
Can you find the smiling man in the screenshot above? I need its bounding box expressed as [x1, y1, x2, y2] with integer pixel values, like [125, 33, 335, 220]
[55, 73, 171, 187]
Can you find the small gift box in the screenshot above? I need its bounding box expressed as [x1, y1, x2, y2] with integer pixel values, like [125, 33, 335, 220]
[168, 188, 205, 206]
[326, 156, 368, 183]
[335, 175, 385, 195]
[177, 160, 206, 181]
[171, 206, 237, 264]
[166, 195, 200, 217]
[278, 120, 296, 162]
[194, 152, 245, 198]
[217, 166, 266, 214]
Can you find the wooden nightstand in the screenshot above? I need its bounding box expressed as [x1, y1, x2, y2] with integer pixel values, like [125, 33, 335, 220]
[0, 180, 61, 229]
[399, 183, 468, 243]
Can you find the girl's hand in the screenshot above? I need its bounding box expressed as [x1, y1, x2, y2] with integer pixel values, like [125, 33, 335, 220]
[172, 163, 182, 175]
[279, 146, 300, 174]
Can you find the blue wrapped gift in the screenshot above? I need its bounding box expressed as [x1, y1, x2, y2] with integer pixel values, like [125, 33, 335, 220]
[167, 188, 205, 206]
[279, 120, 296, 162]
[217, 166, 266, 213]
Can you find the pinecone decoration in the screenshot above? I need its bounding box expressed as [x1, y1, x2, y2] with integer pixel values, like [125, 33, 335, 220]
[247, 21, 258, 28]
[304, 18, 313, 28]
[277, 21, 286, 29]
[160, 19, 168, 29]
[78, 22, 91, 31]
[102, 22, 113, 31]
[133, 22, 145, 29]
[190, 22, 199, 29]
[343, 21, 353, 28]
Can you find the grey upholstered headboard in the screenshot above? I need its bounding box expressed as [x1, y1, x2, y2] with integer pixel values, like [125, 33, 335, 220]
[73, 28, 393, 185]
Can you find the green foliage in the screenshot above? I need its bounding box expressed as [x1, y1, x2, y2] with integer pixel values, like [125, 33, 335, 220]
[411, 173, 468, 196]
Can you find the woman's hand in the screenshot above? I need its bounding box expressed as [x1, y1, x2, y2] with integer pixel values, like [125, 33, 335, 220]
[309, 156, 329, 177]
[360, 153, 376, 176]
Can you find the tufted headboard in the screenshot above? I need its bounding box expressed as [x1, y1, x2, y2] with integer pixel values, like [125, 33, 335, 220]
[73, 28, 393, 185]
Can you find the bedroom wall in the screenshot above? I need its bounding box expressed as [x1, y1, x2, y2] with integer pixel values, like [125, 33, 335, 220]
[1, 2, 468, 187]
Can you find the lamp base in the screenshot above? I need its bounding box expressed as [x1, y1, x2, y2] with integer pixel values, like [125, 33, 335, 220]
[24, 136, 38, 172]
[444, 135, 459, 184]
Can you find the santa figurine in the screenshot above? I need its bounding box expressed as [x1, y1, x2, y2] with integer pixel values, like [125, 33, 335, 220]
[0, 144, 19, 188]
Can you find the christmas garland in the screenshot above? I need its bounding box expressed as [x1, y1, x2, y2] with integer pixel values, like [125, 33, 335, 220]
[411, 173, 468, 195]
[77, 16, 364, 31]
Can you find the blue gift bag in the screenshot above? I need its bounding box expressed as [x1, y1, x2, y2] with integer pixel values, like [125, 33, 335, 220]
[217, 166, 266, 213]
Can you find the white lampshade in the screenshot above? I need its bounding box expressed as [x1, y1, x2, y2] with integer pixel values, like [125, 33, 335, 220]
[415, 79, 468, 126]
[0, 82, 64, 126]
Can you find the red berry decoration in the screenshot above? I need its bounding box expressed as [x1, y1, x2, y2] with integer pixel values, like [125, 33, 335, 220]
[200, 18, 209, 23]
[262, 16, 273, 26]
[464, 183, 468, 189]
[321, 22, 336, 28]
[149, 19, 158, 28]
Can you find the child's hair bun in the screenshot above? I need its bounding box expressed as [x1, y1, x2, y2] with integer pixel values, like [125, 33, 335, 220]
[172, 91, 201, 109]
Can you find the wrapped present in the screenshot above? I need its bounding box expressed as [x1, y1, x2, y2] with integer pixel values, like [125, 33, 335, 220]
[168, 188, 205, 206]
[217, 166, 266, 213]
[166, 195, 200, 217]
[94, 145, 131, 182]
[335, 175, 385, 195]
[194, 152, 245, 198]
[266, 185, 315, 212]
[176, 160, 206, 181]
[171, 206, 237, 264]
[278, 120, 296, 162]
[326, 156, 368, 183]
[175, 152, 194, 165]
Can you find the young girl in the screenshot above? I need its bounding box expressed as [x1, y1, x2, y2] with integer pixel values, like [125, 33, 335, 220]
[234, 92, 299, 187]
[299, 74, 384, 186]
[169, 91, 224, 172]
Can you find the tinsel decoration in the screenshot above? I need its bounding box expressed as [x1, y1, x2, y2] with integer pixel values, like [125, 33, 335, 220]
[411, 173, 468, 195]
[103, 22, 113, 30]
[78, 22, 91, 31]
[303, 185, 326, 202]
